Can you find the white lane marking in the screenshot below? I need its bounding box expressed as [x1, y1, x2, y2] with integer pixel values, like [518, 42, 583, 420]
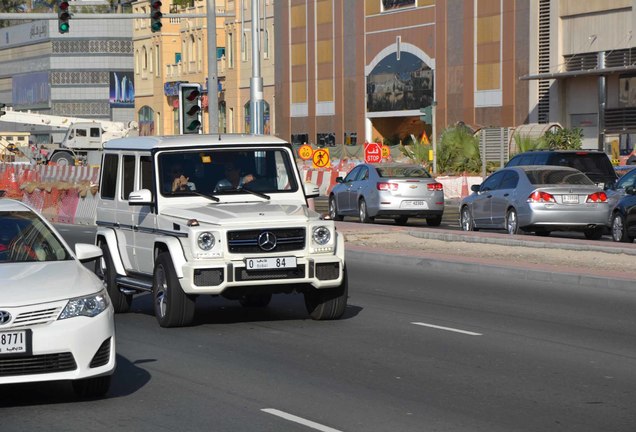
[261, 409, 343, 432]
[411, 322, 482, 336]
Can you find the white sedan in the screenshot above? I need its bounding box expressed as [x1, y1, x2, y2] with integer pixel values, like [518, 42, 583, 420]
[0, 197, 115, 398]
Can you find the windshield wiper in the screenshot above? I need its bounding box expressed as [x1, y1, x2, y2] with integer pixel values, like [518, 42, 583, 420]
[239, 186, 270, 200]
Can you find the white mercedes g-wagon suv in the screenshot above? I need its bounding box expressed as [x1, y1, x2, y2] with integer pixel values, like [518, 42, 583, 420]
[94, 134, 347, 327]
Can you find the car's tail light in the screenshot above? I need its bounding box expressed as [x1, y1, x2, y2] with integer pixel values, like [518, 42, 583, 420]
[586, 191, 607, 203]
[427, 182, 443, 191]
[377, 182, 398, 191]
[527, 191, 556, 203]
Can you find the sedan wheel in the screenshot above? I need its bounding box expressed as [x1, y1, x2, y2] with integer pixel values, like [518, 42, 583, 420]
[612, 213, 634, 243]
[506, 208, 519, 235]
[460, 206, 477, 231]
[329, 196, 343, 221]
[358, 198, 373, 224]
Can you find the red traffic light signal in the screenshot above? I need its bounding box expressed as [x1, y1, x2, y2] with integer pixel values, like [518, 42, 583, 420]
[57, 0, 71, 34]
[150, 0, 163, 33]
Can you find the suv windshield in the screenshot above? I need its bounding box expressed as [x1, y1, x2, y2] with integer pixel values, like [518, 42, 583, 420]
[158, 148, 298, 197]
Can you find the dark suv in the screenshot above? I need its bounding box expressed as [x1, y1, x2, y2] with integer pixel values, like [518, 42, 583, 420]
[505, 150, 617, 188]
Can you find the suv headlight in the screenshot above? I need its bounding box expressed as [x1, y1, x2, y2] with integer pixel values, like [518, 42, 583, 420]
[312, 226, 331, 245]
[59, 290, 110, 320]
[198, 231, 216, 250]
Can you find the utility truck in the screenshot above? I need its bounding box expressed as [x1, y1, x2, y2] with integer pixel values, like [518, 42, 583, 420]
[0, 107, 138, 165]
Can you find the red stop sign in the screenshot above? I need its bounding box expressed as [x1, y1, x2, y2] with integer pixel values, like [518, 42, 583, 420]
[364, 142, 382, 163]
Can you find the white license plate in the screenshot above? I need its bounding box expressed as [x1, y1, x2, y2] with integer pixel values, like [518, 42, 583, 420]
[246, 256, 297, 270]
[562, 195, 579, 204]
[0, 330, 31, 356]
[401, 200, 429, 209]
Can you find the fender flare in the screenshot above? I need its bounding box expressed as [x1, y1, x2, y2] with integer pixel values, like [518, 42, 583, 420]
[95, 227, 127, 276]
[154, 236, 187, 279]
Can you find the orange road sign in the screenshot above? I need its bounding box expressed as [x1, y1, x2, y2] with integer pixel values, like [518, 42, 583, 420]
[298, 144, 313, 160]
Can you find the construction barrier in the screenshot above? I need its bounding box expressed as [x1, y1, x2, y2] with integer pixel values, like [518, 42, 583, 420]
[0, 162, 483, 225]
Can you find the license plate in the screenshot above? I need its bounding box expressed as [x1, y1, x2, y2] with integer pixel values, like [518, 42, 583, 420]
[562, 194, 579, 204]
[0, 329, 32, 356]
[401, 200, 429, 209]
[246, 256, 297, 270]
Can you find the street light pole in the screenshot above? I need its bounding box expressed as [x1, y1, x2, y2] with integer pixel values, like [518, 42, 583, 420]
[206, 0, 218, 134]
[249, 0, 263, 134]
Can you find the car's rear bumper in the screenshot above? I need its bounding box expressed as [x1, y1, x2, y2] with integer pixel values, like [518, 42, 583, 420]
[521, 204, 611, 228]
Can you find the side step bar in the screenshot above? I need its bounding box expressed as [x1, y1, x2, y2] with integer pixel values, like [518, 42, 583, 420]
[116, 275, 153, 294]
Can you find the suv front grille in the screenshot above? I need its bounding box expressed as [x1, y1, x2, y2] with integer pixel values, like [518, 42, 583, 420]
[227, 228, 306, 253]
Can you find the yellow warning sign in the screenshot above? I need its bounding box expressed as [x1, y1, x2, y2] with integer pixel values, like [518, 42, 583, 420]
[381, 145, 390, 159]
[312, 148, 330, 168]
[421, 131, 430, 145]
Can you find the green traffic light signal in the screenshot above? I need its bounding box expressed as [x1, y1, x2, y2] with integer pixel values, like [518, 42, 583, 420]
[57, 0, 70, 34]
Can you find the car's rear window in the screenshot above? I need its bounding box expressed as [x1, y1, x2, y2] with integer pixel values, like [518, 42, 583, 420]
[375, 166, 431, 179]
[525, 169, 594, 186]
[547, 153, 615, 181]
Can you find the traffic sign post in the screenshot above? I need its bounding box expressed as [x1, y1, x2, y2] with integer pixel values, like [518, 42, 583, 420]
[364, 142, 382, 163]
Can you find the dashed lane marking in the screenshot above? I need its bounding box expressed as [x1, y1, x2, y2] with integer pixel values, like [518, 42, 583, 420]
[261, 409, 343, 432]
[411, 322, 482, 336]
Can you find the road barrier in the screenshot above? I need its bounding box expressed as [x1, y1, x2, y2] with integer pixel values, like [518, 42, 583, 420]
[0, 162, 482, 225]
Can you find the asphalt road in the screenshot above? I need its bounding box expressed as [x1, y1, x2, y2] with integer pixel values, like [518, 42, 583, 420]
[2, 226, 635, 431]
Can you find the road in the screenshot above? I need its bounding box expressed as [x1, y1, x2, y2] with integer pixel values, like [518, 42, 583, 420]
[1, 226, 635, 431]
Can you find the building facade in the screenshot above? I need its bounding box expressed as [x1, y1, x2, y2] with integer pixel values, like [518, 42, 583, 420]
[275, 0, 532, 148]
[523, 0, 636, 154]
[0, 17, 134, 144]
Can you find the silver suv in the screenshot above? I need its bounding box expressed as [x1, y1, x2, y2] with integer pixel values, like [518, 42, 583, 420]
[94, 134, 347, 327]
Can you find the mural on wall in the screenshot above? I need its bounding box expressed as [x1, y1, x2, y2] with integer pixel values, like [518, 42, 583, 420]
[367, 51, 433, 112]
[12, 72, 50, 110]
[110, 71, 135, 107]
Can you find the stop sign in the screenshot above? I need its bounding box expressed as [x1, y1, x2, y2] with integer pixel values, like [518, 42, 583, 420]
[364, 142, 382, 163]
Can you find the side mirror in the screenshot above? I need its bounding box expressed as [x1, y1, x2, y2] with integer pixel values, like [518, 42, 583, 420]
[471, 184, 481, 193]
[128, 189, 153, 206]
[626, 185, 636, 195]
[75, 243, 102, 263]
[335, 176, 345, 184]
[304, 182, 320, 199]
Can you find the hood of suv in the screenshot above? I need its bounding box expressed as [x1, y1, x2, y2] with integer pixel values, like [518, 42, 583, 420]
[161, 201, 318, 226]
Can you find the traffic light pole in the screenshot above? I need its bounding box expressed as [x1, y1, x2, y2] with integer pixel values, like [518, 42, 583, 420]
[207, 0, 219, 134]
[250, 0, 264, 135]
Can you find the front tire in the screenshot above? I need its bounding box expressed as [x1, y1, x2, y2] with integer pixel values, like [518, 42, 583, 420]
[49, 151, 74, 166]
[96, 241, 131, 313]
[72, 375, 111, 399]
[358, 198, 373, 224]
[329, 196, 344, 221]
[612, 213, 633, 243]
[460, 206, 478, 231]
[305, 267, 348, 320]
[153, 252, 196, 327]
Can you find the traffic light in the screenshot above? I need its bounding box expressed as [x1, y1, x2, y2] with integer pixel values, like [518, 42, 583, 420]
[178, 83, 202, 135]
[57, 0, 71, 34]
[0, 103, 5, 117]
[150, 0, 162, 33]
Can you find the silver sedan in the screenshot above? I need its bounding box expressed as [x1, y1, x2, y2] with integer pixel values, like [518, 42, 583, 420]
[329, 163, 444, 226]
[459, 166, 611, 239]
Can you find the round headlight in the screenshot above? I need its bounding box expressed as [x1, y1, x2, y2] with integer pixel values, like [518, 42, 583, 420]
[312, 226, 331, 245]
[197, 232, 215, 250]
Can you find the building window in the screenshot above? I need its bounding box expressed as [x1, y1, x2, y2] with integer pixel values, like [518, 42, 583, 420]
[242, 31, 248, 62]
[228, 33, 234, 68]
[263, 29, 269, 59]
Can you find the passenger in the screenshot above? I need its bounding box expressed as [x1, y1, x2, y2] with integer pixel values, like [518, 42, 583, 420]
[214, 162, 254, 191]
[171, 168, 196, 192]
